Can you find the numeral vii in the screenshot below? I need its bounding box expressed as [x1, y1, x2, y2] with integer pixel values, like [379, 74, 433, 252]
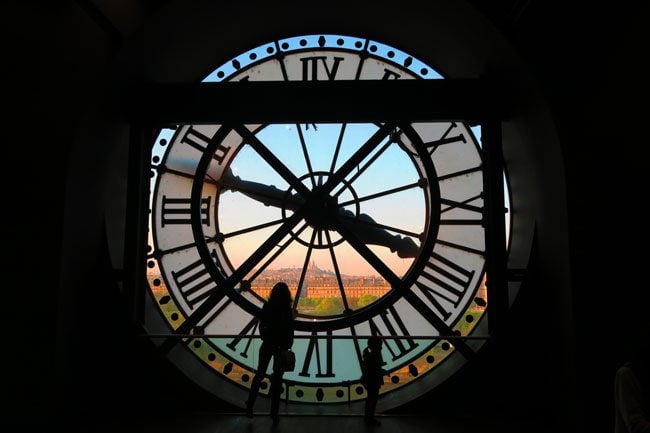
[226, 316, 260, 359]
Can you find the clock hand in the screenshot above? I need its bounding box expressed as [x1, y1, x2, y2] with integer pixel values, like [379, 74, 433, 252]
[220, 169, 304, 210]
[338, 209, 420, 258]
[335, 219, 475, 360]
[220, 169, 420, 258]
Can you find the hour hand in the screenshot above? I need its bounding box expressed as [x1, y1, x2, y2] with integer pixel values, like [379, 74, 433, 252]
[220, 169, 304, 211]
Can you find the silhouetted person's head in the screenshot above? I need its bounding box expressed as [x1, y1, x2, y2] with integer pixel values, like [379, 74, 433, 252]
[268, 282, 292, 307]
[368, 336, 382, 352]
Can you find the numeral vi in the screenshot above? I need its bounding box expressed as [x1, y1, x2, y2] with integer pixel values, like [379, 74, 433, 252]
[299, 331, 335, 378]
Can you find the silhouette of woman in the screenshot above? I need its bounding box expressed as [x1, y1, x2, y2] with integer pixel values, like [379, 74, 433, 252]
[245, 281, 294, 424]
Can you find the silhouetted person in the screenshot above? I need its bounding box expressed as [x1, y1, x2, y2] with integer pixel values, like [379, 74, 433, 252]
[361, 335, 385, 426]
[245, 281, 294, 424]
[615, 342, 650, 433]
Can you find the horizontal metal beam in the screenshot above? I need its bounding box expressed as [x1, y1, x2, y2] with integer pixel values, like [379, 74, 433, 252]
[138, 334, 490, 340]
[124, 79, 508, 125]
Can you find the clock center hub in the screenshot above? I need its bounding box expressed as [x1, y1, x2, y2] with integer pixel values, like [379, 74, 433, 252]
[304, 190, 338, 230]
[281, 171, 360, 249]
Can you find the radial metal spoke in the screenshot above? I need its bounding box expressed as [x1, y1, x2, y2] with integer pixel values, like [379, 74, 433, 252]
[247, 222, 309, 284]
[233, 124, 311, 198]
[333, 141, 391, 197]
[164, 209, 307, 349]
[293, 230, 317, 312]
[329, 123, 347, 174]
[296, 123, 316, 188]
[338, 180, 422, 207]
[322, 122, 395, 195]
[325, 230, 350, 311]
[219, 218, 285, 240]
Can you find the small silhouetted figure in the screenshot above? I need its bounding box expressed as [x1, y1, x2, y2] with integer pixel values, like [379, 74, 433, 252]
[615, 342, 650, 433]
[245, 282, 294, 424]
[361, 336, 385, 426]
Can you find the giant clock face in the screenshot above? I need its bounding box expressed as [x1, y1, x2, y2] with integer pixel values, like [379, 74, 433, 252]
[145, 34, 506, 411]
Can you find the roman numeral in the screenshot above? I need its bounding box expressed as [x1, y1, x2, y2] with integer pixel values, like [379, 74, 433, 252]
[171, 250, 219, 308]
[348, 326, 364, 369]
[437, 165, 482, 182]
[226, 316, 260, 358]
[298, 331, 335, 378]
[161, 195, 211, 226]
[300, 56, 344, 80]
[414, 252, 475, 320]
[439, 193, 483, 225]
[436, 238, 485, 256]
[424, 122, 466, 155]
[369, 305, 418, 361]
[180, 125, 232, 164]
[381, 68, 401, 80]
